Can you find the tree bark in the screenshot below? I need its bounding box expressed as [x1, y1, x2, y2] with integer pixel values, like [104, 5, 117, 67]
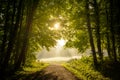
[104, 0, 112, 59]
[93, 0, 103, 61]
[106, 33, 112, 59]
[109, 0, 117, 62]
[14, 0, 39, 70]
[1, 0, 24, 71]
[0, 0, 11, 66]
[85, 0, 98, 66]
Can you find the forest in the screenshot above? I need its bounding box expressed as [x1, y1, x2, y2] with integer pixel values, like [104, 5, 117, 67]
[0, 0, 120, 80]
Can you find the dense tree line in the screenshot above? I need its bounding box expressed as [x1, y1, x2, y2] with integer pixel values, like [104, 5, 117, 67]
[66, 0, 120, 65]
[64, 0, 120, 65]
[0, 0, 65, 75]
[85, 0, 120, 65]
[0, 0, 120, 76]
[0, 0, 40, 74]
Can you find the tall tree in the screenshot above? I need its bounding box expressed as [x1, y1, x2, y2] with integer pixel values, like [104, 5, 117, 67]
[0, 0, 11, 65]
[92, 0, 103, 61]
[109, 0, 117, 62]
[104, 0, 112, 59]
[0, 0, 24, 72]
[85, 0, 98, 66]
[14, 0, 39, 70]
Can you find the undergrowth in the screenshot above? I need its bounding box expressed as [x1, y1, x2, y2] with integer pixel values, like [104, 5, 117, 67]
[23, 61, 49, 72]
[4, 61, 49, 80]
[63, 56, 120, 80]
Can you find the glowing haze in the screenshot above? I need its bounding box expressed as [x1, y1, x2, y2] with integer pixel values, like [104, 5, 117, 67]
[54, 22, 60, 30]
[56, 39, 67, 47]
[36, 38, 81, 62]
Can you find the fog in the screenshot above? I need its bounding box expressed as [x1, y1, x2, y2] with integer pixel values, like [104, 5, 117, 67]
[36, 46, 81, 62]
[36, 39, 108, 62]
[36, 47, 108, 62]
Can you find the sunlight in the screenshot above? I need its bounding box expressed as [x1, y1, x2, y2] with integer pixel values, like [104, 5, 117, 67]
[39, 56, 81, 62]
[54, 22, 60, 30]
[49, 22, 60, 30]
[57, 39, 66, 47]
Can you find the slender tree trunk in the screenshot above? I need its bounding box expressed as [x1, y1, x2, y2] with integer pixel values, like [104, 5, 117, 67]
[13, 0, 25, 66]
[93, 0, 103, 61]
[113, 0, 120, 60]
[85, 0, 98, 66]
[106, 33, 112, 59]
[104, 0, 112, 59]
[109, 0, 117, 62]
[0, 0, 10, 66]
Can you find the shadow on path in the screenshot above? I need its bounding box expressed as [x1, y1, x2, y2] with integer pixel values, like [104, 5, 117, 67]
[11, 64, 80, 80]
[14, 71, 58, 80]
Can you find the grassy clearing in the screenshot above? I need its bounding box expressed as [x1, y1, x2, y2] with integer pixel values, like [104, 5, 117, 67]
[63, 57, 117, 80]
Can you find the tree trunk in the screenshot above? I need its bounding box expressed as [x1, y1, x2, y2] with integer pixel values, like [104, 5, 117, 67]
[106, 33, 112, 59]
[13, 0, 25, 66]
[14, 0, 39, 70]
[104, 0, 112, 59]
[1, 0, 23, 71]
[109, 0, 117, 62]
[93, 0, 103, 61]
[85, 0, 98, 66]
[0, 0, 10, 66]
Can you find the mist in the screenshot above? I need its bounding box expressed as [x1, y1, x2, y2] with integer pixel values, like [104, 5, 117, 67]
[36, 46, 81, 62]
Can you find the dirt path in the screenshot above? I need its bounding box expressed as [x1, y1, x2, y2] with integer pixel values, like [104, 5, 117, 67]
[37, 64, 80, 80]
[11, 64, 80, 80]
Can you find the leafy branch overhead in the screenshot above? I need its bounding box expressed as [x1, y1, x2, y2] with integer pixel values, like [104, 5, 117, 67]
[0, 0, 120, 76]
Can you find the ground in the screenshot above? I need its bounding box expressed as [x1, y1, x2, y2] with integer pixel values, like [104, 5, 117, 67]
[12, 64, 80, 80]
[38, 64, 80, 80]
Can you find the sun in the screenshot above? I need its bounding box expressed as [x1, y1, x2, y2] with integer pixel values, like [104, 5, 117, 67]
[49, 22, 60, 30]
[57, 39, 66, 47]
[54, 22, 60, 30]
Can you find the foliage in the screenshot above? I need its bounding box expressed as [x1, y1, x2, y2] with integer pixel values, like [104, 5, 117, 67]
[4, 61, 49, 80]
[23, 61, 49, 72]
[64, 57, 110, 80]
[98, 57, 120, 80]
[0, 0, 120, 76]
[66, 30, 89, 53]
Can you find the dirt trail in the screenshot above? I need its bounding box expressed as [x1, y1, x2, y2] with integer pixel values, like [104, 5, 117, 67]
[37, 64, 80, 80]
[11, 64, 80, 80]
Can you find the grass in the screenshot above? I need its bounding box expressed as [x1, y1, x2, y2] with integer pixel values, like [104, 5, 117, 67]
[5, 61, 49, 80]
[23, 61, 49, 72]
[16, 61, 49, 74]
[63, 56, 120, 80]
[2, 57, 120, 80]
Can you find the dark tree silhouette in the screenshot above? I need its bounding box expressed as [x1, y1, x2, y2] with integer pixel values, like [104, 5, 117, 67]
[85, 0, 98, 66]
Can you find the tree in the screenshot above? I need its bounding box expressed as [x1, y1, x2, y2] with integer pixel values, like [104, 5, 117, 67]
[85, 0, 98, 66]
[109, 0, 117, 62]
[92, 0, 103, 61]
[14, 0, 39, 70]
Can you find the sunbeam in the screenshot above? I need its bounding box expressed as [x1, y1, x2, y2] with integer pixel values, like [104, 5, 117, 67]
[56, 39, 66, 47]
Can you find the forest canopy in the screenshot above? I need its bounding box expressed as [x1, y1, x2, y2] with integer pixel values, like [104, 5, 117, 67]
[0, 0, 120, 74]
